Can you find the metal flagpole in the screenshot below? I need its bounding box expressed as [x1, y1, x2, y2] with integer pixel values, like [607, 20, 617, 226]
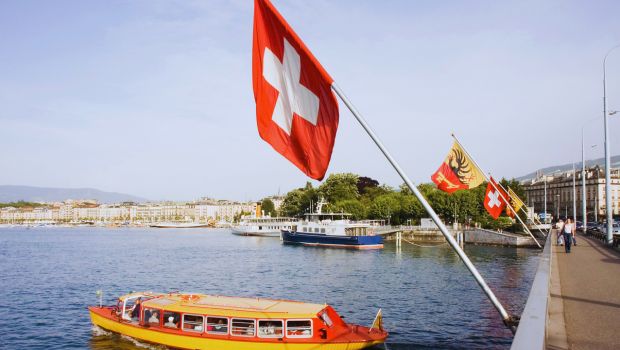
[451, 134, 542, 248]
[544, 176, 547, 224]
[330, 83, 517, 330]
[503, 184, 548, 237]
[582, 132, 588, 233]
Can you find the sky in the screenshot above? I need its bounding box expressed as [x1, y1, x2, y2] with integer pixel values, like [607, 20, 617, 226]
[1, 0, 620, 201]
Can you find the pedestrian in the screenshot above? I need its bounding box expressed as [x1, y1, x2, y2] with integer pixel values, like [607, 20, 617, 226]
[563, 218, 575, 253]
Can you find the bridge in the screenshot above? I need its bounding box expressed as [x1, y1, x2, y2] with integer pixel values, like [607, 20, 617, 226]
[511, 230, 620, 349]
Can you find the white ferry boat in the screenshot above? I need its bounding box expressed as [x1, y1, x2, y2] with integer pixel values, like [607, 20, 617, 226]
[231, 215, 295, 237]
[150, 222, 212, 229]
[281, 199, 383, 249]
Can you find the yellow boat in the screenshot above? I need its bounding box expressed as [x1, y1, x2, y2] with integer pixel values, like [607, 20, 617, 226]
[89, 291, 387, 349]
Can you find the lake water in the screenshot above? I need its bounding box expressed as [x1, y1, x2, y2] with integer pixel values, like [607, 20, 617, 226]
[0, 227, 540, 349]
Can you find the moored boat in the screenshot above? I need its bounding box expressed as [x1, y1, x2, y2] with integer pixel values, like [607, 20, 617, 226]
[89, 291, 387, 350]
[232, 215, 295, 237]
[281, 199, 383, 249]
[149, 222, 212, 229]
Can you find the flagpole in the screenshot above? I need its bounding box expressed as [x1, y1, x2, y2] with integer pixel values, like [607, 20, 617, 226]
[330, 83, 517, 331]
[451, 134, 542, 249]
[506, 184, 548, 235]
[503, 184, 548, 237]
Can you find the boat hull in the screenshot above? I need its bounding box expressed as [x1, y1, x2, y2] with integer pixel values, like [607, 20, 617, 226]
[149, 223, 211, 228]
[281, 230, 383, 249]
[231, 228, 280, 237]
[89, 308, 384, 350]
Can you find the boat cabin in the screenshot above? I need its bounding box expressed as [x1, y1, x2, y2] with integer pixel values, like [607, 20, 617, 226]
[113, 292, 348, 341]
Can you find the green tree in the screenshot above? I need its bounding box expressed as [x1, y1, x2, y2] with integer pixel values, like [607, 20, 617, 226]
[318, 173, 359, 203]
[330, 199, 366, 220]
[280, 182, 319, 217]
[368, 193, 400, 224]
[261, 198, 276, 216]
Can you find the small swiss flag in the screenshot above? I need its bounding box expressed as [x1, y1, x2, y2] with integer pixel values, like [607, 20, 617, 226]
[484, 178, 507, 219]
[252, 0, 339, 180]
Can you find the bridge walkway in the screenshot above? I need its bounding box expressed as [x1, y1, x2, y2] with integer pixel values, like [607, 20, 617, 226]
[547, 232, 620, 350]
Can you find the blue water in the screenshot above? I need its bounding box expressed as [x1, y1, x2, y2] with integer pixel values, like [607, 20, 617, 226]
[0, 227, 540, 349]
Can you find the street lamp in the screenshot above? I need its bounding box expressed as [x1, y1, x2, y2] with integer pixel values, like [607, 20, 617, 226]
[555, 194, 560, 221]
[603, 44, 620, 244]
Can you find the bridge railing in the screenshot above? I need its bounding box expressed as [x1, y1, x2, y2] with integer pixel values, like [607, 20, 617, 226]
[510, 231, 552, 349]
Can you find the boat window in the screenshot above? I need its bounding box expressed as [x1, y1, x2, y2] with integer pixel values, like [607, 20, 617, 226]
[286, 320, 312, 338]
[163, 311, 180, 329]
[321, 228, 325, 233]
[318, 311, 333, 327]
[257, 320, 283, 338]
[206, 317, 228, 334]
[231, 318, 255, 337]
[182, 314, 204, 332]
[143, 308, 161, 326]
[314, 228, 319, 233]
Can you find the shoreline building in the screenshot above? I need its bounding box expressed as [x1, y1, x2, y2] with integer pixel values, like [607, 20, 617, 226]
[522, 166, 620, 221]
[0, 199, 258, 224]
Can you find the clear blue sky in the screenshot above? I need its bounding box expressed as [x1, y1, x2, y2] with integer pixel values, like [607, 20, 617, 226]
[1, 0, 619, 201]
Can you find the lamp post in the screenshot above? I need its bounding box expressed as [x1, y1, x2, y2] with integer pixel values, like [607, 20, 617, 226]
[603, 44, 620, 244]
[555, 194, 560, 221]
[573, 163, 577, 223]
[544, 175, 547, 222]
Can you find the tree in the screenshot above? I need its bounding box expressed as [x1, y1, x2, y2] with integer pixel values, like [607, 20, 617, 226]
[357, 176, 379, 194]
[280, 182, 319, 217]
[261, 198, 276, 216]
[368, 193, 400, 224]
[318, 173, 359, 203]
[330, 199, 366, 220]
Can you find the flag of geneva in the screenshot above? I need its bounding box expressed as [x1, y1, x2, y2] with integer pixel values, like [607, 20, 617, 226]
[252, 0, 339, 181]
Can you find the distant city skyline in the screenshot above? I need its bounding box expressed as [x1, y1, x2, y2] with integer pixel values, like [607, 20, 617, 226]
[2, 0, 620, 200]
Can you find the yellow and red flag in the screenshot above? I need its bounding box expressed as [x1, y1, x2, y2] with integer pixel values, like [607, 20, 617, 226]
[506, 187, 525, 217]
[431, 141, 485, 193]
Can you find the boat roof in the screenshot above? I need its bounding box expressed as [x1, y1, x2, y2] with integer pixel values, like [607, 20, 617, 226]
[122, 292, 327, 319]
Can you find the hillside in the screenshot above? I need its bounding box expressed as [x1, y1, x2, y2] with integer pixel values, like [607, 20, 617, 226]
[517, 155, 620, 181]
[0, 185, 147, 204]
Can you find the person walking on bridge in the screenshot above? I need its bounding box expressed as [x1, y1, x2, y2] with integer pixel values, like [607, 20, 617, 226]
[563, 218, 575, 253]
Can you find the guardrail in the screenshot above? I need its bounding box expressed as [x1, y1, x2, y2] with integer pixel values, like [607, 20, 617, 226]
[510, 231, 552, 349]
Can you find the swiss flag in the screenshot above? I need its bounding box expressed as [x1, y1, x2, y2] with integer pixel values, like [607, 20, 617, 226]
[252, 0, 339, 180]
[484, 178, 507, 219]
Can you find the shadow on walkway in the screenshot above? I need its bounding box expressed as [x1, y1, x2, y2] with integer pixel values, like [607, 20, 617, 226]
[550, 293, 620, 309]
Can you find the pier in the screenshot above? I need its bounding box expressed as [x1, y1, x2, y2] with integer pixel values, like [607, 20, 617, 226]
[378, 225, 539, 247]
[511, 231, 620, 349]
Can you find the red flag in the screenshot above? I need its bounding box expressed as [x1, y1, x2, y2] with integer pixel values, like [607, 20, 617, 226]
[484, 178, 507, 219]
[252, 0, 339, 180]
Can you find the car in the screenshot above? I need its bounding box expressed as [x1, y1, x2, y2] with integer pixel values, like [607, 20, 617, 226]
[585, 222, 598, 233]
[576, 221, 584, 231]
[597, 223, 620, 234]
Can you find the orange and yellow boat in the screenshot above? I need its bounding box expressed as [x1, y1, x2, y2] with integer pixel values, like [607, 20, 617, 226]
[89, 291, 387, 349]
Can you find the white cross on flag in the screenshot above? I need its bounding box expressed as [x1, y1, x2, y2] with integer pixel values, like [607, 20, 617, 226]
[484, 177, 507, 219]
[252, 0, 339, 180]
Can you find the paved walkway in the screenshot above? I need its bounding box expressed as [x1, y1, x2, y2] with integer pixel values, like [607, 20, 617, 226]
[547, 232, 620, 350]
